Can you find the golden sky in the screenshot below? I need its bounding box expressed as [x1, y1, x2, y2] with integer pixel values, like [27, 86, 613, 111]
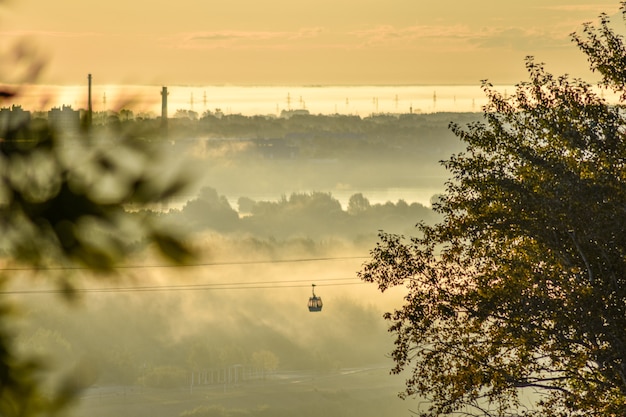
[0, 1, 621, 86]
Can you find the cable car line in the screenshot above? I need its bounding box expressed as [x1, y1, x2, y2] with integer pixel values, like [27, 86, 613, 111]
[0, 277, 365, 295]
[0, 256, 369, 271]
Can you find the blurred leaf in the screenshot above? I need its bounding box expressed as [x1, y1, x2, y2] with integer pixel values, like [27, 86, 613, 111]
[150, 230, 194, 265]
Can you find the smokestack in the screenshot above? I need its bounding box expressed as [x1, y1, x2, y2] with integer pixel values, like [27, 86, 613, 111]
[87, 73, 93, 127]
[161, 86, 168, 135]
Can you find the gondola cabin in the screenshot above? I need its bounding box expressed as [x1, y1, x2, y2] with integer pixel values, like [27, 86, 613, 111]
[308, 284, 323, 312]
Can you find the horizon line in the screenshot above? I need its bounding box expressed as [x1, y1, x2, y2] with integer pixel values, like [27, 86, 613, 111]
[6, 82, 517, 89]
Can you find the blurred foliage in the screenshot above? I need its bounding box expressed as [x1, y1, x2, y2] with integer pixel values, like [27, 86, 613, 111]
[0, 36, 195, 417]
[0, 126, 193, 272]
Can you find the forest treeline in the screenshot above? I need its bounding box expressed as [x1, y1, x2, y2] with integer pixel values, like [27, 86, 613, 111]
[5, 110, 475, 199]
[148, 187, 441, 243]
[10, 110, 476, 161]
[164, 111, 477, 162]
[106, 112, 464, 243]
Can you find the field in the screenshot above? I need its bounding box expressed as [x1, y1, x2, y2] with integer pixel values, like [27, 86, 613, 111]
[71, 366, 413, 417]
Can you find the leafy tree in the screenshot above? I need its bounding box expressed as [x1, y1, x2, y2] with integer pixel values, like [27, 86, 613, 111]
[177, 186, 239, 232]
[347, 193, 371, 215]
[359, 6, 626, 417]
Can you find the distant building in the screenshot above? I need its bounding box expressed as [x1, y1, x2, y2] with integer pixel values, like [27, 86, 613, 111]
[279, 109, 310, 119]
[0, 105, 31, 137]
[48, 105, 80, 134]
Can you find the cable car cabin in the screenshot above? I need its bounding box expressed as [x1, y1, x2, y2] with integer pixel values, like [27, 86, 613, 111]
[308, 295, 323, 312]
[308, 284, 323, 312]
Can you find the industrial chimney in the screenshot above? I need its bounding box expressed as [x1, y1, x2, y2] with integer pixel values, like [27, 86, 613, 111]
[87, 73, 93, 127]
[161, 86, 168, 133]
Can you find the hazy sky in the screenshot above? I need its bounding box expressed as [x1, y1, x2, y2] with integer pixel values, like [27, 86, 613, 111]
[0, 1, 621, 86]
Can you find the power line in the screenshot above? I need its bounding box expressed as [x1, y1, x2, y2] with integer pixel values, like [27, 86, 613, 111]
[0, 256, 369, 272]
[0, 277, 365, 295]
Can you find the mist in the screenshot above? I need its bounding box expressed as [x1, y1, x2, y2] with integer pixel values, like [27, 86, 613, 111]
[13, 253, 408, 417]
[7, 110, 471, 417]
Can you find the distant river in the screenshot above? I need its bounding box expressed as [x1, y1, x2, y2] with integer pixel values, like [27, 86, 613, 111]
[8, 84, 518, 117]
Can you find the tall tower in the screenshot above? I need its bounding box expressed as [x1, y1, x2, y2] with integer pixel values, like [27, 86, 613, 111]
[87, 73, 93, 127]
[161, 86, 168, 132]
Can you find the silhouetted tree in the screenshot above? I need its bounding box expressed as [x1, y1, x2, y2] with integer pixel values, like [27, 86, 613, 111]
[360, 5, 626, 417]
[178, 186, 239, 232]
[347, 193, 371, 215]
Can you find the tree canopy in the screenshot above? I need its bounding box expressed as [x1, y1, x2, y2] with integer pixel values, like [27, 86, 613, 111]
[359, 4, 626, 416]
